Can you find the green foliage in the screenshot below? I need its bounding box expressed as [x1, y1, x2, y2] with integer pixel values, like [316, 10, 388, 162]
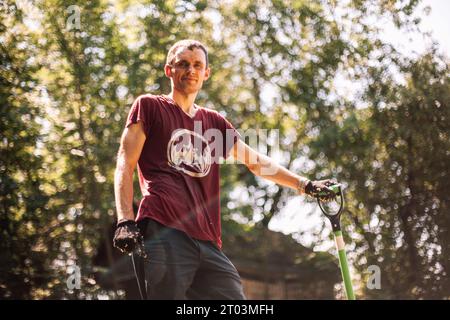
[0, 1, 51, 298]
[363, 52, 449, 298]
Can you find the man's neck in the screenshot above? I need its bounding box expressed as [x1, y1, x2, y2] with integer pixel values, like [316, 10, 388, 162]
[168, 90, 198, 115]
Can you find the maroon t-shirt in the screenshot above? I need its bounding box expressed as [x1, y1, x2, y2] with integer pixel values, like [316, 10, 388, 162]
[125, 94, 240, 248]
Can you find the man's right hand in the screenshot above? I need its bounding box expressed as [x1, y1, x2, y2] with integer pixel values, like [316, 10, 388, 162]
[113, 220, 147, 259]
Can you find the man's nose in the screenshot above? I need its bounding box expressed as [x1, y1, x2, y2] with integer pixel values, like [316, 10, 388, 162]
[186, 64, 195, 73]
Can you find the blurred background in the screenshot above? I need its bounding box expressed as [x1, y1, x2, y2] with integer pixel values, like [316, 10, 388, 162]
[0, 0, 448, 299]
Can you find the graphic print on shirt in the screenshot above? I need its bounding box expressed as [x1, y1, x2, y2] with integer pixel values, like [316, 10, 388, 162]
[167, 129, 212, 178]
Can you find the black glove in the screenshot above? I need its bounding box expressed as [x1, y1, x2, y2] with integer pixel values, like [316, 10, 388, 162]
[113, 220, 147, 259]
[305, 179, 338, 202]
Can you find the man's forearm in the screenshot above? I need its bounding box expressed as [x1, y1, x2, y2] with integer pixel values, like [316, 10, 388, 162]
[247, 153, 308, 193]
[114, 157, 136, 221]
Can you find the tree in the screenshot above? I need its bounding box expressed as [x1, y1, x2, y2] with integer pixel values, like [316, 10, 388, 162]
[0, 1, 50, 298]
[363, 51, 449, 298]
[310, 49, 449, 298]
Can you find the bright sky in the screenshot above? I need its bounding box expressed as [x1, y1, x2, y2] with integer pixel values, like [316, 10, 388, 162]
[420, 0, 450, 54]
[380, 0, 450, 57]
[269, 0, 450, 250]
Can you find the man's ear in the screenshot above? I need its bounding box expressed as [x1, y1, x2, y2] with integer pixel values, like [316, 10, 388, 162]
[203, 67, 211, 81]
[164, 64, 172, 78]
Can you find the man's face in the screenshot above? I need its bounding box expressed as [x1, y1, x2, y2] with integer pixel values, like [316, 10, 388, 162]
[165, 47, 210, 95]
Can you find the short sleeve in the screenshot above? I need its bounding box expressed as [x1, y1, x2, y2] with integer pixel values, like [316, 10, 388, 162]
[215, 112, 241, 159]
[125, 95, 156, 137]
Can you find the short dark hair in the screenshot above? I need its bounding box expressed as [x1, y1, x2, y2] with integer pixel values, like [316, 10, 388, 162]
[166, 39, 209, 68]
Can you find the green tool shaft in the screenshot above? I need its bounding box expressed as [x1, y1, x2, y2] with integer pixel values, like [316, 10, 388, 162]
[333, 230, 355, 300]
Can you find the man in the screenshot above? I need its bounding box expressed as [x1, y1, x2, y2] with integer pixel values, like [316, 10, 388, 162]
[113, 39, 337, 299]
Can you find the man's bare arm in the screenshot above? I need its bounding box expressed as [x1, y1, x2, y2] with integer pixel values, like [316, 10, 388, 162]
[230, 139, 308, 193]
[114, 121, 146, 221]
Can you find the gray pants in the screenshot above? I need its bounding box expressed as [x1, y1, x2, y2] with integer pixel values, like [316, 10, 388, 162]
[138, 218, 246, 300]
